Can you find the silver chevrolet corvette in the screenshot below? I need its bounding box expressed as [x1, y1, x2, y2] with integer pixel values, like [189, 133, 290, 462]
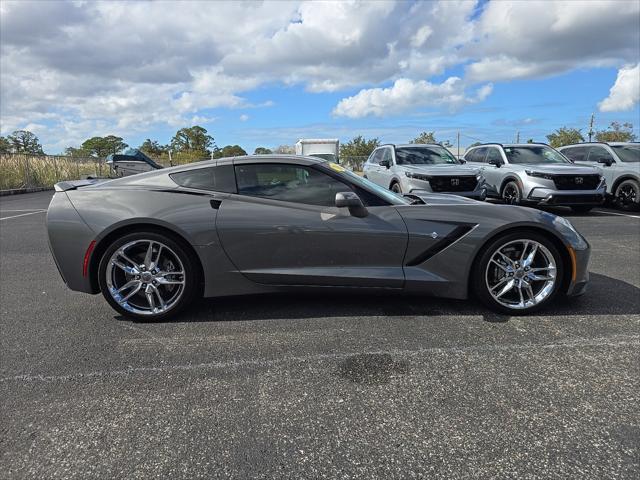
[47, 155, 591, 320]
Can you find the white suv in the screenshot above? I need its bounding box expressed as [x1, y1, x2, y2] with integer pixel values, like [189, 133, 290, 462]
[558, 142, 640, 211]
[363, 144, 487, 200]
[463, 143, 606, 213]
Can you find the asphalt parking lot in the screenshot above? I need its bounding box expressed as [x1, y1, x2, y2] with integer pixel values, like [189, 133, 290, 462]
[1, 191, 639, 479]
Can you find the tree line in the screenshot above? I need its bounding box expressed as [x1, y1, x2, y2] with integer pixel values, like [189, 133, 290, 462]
[0, 122, 635, 158]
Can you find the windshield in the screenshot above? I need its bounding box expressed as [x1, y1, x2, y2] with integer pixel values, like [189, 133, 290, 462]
[611, 145, 640, 162]
[395, 146, 460, 165]
[504, 146, 571, 165]
[320, 163, 410, 205]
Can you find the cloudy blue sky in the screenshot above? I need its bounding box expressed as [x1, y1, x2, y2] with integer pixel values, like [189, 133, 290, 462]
[1, 0, 639, 154]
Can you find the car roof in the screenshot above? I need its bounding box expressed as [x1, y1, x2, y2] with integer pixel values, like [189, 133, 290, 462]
[378, 143, 447, 149]
[559, 142, 639, 147]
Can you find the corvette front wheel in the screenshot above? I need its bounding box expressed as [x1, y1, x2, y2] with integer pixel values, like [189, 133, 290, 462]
[472, 232, 564, 315]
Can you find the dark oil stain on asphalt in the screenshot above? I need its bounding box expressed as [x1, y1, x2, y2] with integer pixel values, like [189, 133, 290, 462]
[337, 353, 409, 384]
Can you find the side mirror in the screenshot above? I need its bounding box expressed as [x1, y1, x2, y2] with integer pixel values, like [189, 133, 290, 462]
[379, 159, 391, 169]
[335, 192, 368, 218]
[459, 158, 467, 164]
[597, 157, 612, 166]
[487, 159, 502, 167]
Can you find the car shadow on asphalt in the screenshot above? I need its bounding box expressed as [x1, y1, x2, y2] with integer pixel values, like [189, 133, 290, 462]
[117, 272, 639, 324]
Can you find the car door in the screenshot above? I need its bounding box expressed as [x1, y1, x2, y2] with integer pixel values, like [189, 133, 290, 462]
[482, 147, 504, 195]
[215, 161, 408, 288]
[587, 146, 616, 189]
[363, 149, 384, 185]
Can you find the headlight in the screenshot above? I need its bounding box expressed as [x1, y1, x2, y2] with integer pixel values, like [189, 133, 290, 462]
[405, 172, 430, 181]
[476, 173, 483, 180]
[525, 170, 554, 180]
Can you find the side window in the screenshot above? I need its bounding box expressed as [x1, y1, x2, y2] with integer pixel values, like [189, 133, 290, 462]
[587, 146, 614, 163]
[170, 165, 236, 192]
[381, 148, 393, 164]
[562, 147, 589, 162]
[234, 163, 352, 207]
[368, 149, 382, 164]
[471, 147, 488, 163]
[486, 148, 502, 164]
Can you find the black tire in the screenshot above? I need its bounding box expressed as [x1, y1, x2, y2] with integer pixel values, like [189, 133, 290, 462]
[570, 206, 594, 213]
[98, 231, 200, 321]
[390, 182, 402, 194]
[614, 179, 640, 211]
[472, 231, 565, 315]
[502, 181, 522, 205]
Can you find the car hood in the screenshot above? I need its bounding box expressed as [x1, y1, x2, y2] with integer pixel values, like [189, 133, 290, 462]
[575, 161, 640, 175]
[512, 164, 601, 175]
[406, 192, 482, 206]
[401, 164, 481, 176]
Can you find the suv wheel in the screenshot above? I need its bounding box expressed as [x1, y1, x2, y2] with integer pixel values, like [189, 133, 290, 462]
[502, 181, 522, 205]
[472, 232, 564, 315]
[390, 182, 402, 194]
[98, 231, 200, 321]
[614, 179, 640, 211]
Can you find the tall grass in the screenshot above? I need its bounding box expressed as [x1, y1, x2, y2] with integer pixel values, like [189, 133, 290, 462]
[0, 154, 106, 190]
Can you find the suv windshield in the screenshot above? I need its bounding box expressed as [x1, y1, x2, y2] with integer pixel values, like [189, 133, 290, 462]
[504, 146, 570, 165]
[319, 163, 410, 205]
[611, 145, 640, 162]
[395, 146, 459, 165]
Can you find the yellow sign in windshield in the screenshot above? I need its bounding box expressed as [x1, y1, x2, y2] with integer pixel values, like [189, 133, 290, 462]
[328, 162, 346, 172]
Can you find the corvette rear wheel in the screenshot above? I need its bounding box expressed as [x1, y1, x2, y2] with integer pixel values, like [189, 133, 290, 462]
[472, 232, 564, 315]
[98, 232, 199, 321]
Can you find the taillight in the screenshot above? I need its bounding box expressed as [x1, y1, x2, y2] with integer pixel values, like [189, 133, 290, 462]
[83, 240, 97, 277]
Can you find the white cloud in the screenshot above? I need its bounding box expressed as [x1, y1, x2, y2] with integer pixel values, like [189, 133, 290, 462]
[598, 64, 640, 112]
[333, 78, 493, 118]
[465, 0, 640, 82]
[0, 0, 639, 150]
[239, 114, 249, 122]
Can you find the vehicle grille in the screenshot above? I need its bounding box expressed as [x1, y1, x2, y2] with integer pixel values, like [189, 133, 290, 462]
[552, 174, 600, 190]
[428, 175, 478, 192]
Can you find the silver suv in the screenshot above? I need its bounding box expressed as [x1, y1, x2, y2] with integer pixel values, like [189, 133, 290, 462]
[558, 142, 640, 211]
[363, 144, 487, 200]
[463, 143, 606, 213]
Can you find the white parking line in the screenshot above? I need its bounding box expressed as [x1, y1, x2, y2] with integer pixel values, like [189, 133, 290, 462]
[0, 209, 48, 212]
[593, 209, 640, 219]
[0, 210, 46, 221]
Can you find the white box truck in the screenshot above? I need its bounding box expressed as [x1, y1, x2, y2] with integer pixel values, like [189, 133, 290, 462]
[295, 138, 340, 163]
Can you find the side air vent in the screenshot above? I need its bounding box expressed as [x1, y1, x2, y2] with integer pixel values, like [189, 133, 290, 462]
[406, 225, 474, 266]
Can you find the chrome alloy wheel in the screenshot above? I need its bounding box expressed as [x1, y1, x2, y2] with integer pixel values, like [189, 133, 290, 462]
[105, 239, 186, 316]
[485, 239, 557, 310]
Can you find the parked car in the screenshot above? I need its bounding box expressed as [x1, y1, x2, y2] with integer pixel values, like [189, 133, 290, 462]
[106, 148, 164, 177]
[558, 142, 640, 211]
[47, 155, 590, 320]
[464, 143, 606, 213]
[363, 144, 487, 200]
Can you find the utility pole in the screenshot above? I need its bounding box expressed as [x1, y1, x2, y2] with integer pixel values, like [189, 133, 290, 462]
[588, 113, 595, 142]
[457, 131, 460, 158]
[516, 131, 520, 143]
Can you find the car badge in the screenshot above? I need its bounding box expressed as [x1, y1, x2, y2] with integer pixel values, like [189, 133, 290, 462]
[451, 178, 460, 186]
[430, 232, 439, 239]
[575, 177, 583, 184]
